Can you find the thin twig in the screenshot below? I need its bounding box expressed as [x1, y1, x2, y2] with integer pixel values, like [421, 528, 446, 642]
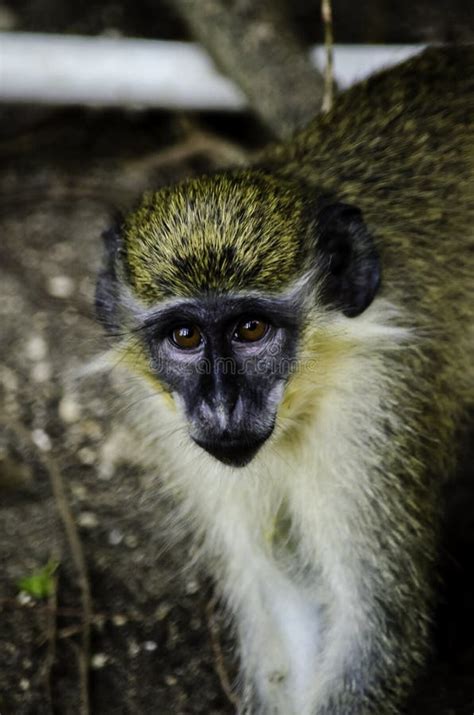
[205, 593, 240, 711]
[58, 624, 85, 639]
[321, 0, 334, 112]
[122, 126, 248, 178]
[38, 571, 58, 713]
[0, 418, 92, 715]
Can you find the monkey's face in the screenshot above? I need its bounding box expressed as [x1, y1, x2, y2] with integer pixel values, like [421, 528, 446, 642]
[96, 170, 381, 468]
[139, 293, 300, 467]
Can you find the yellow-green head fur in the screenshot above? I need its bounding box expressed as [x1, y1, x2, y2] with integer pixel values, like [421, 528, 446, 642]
[123, 171, 310, 303]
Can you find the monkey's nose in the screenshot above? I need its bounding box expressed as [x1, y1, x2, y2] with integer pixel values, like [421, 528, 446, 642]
[192, 433, 270, 468]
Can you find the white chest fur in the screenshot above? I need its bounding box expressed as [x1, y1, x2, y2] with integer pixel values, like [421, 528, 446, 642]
[166, 438, 349, 714]
[240, 555, 322, 715]
[115, 301, 408, 713]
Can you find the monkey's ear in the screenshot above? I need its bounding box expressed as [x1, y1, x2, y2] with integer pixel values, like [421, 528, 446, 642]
[95, 224, 123, 333]
[316, 202, 381, 317]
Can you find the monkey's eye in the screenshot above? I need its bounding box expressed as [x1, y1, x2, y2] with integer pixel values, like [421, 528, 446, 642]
[170, 324, 202, 350]
[233, 318, 268, 343]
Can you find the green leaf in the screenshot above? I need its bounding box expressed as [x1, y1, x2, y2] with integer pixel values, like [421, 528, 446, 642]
[18, 560, 58, 600]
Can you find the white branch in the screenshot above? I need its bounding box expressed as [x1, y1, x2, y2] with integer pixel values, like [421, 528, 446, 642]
[0, 33, 424, 109]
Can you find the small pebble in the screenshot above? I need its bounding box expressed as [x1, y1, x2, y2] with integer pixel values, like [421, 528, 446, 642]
[112, 614, 127, 627]
[143, 640, 158, 652]
[108, 529, 124, 546]
[185, 579, 199, 595]
[47, 275, 75, 298]
[31, 429, 52, 452]
[17, 591, 33, 606]
[164, 675, 177, 687]
[58, 395, 81, 423]
[19, 678, 30, 691]
[98, 462, 115, 481]
[91, 653, 108, 670]
[78, 447, 96, 465]
[26, 335, 48, 361]
[77, 511, 99, 529]
[124, 534, 138, 548]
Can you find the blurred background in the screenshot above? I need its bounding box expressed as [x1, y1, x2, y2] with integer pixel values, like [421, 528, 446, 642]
[0, 3, 473, 714]
[1, 0, 473, 41]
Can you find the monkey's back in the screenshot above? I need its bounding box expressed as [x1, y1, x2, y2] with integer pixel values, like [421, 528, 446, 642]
[266, 45, 474, 408]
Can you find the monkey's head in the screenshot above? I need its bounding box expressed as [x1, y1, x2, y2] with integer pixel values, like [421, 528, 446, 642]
[96, 169, 380, 467]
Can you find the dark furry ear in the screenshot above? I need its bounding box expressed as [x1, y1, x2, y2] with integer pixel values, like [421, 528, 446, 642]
[316, 202, 381, 317]
[95, 223, 123, 333]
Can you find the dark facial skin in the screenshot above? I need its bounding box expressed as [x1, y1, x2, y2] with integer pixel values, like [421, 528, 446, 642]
[141, 294, 301, 467]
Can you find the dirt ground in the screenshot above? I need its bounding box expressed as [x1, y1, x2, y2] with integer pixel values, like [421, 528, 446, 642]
[0, 105, 473, 715]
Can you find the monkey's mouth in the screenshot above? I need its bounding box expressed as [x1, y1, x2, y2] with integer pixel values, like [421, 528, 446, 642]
[192, 434, 270, 468]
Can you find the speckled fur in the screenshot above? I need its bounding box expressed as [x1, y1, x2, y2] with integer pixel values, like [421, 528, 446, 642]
[123, 172, 309, 300]
[97, 47, 473, 714]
